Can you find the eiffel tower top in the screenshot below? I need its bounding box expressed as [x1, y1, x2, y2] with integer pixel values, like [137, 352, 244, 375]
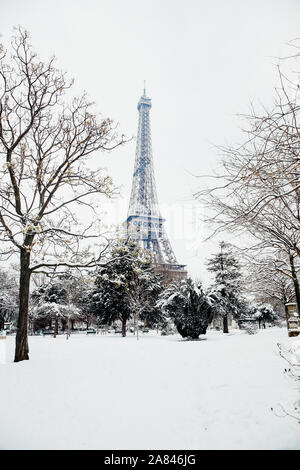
[126, 88, 187, 278]
[137, 82, 152, 111]
[127, 86, 160, 219]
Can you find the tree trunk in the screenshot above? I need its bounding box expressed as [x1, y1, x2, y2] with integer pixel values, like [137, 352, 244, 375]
[122, 319, 126, 337]
[67, 317, 70, 340]
[136, 310, 139, 341]
[223, 314, 229, 333]
[284, 303, 289, 330]
[133, 315, 136, 335]
[14, 249, 31, 362]
[54, 317, 58, 338]
[289, 253, 300, 314]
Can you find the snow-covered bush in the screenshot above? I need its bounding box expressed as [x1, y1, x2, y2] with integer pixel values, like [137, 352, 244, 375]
[157, 278, 214, 340]
[275, 339, 300, 421]
[278, 340, 300, 377]
[251, 303, 278, 328]
[31, 274, 83, 334]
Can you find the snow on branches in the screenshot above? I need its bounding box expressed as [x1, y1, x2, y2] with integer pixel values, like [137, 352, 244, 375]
[157, 278, 214, 340]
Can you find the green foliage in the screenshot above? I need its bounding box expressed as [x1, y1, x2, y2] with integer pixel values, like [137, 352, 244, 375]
[91, 239, 163, 328]
[157, 278, 214, 339]
[251, 303, 278, 326]
[31, 273, 82, 328]
[207, 241, 244, 320]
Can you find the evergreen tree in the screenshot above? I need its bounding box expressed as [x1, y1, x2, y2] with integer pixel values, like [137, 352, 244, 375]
[91, 239, 162, 336]
[157, 278, 214, 339]
[73, 277, 96, 330]
[207, 241, 243, 333]
[250, 303, 278, 329]
[31, 274, 82, 337]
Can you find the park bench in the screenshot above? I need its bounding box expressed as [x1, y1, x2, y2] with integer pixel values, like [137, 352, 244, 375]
[42, 330, 55, 336]
[86, 329, 96, 335]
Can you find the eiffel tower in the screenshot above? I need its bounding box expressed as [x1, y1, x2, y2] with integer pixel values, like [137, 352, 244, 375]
[126, 86, 187, 281]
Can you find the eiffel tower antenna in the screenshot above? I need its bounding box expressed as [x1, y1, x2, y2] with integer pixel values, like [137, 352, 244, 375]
[126, 88, 187, 281]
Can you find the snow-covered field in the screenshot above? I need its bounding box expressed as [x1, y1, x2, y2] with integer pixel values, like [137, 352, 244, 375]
[0, 327, 299, 450]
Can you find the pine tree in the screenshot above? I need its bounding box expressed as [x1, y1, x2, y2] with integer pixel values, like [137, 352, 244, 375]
[31, 274, 82, 337]
[91, 239, 162, 337]
[207, 241, 243, 333]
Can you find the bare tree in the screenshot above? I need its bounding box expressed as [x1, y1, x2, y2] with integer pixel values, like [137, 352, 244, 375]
[245, 252, 296, 316]
[195, 48, 300, 308]
[0, 28, 124, 361]
[128, 267, 151, 340]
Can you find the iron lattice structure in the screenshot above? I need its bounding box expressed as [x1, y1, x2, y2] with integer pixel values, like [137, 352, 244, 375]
[126, 88, 186, 280]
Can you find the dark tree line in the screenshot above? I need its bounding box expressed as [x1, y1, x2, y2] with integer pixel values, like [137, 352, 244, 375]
[5, 239, 282, 342]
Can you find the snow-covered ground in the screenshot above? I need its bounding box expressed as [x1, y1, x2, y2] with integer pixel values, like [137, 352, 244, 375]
[0, 327, 300, 450]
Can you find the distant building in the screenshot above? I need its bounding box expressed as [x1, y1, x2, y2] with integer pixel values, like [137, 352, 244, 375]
[126, 87, 187, 282]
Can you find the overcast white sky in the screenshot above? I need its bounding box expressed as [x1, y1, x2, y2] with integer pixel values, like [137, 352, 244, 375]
[1, 0, 300, 282]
